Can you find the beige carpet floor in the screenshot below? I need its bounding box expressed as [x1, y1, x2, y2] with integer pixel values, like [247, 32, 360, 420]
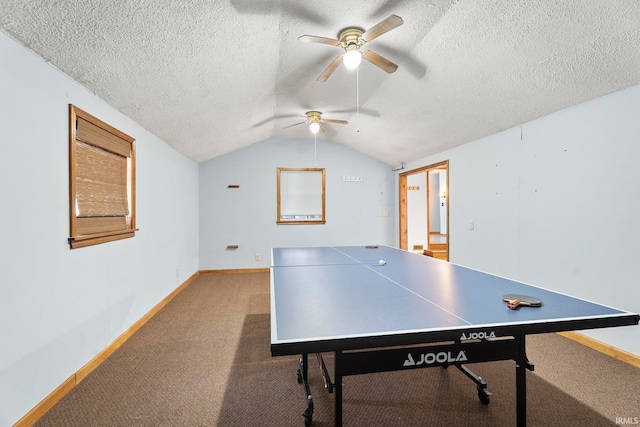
[35, 272, 639, 426]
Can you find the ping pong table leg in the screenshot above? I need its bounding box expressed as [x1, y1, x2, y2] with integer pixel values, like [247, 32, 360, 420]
[298, 354, 314, 426]
[515, 335, 527, 427]
[334, 350, 343, 427]
[316, 353, 334, 393]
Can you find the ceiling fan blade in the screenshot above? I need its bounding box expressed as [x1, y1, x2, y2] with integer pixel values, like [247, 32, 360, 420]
[362, 50, 398, 74]
[317, 55, 343, 82]
[329, 107, 381, 118]
[298, 35, 341, 46]
[253, 114, 298, 128]
[322, 119, 348, 125]
[282, 121, 307, 129]
[361, 14, 404, 43]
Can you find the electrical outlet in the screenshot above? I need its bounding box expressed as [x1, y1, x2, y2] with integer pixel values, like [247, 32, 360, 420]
[255, 254, 260, 261]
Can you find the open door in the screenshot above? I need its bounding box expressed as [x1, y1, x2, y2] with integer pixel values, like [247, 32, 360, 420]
[399, 160, 449, 261]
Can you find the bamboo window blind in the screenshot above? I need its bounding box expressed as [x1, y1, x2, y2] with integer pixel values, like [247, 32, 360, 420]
[69, 105, 136, 248]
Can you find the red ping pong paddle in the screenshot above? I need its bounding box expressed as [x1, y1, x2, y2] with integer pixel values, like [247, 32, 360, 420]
[502, 294, 542, 310]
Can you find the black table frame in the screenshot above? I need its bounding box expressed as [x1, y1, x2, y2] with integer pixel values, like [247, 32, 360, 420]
[277, 312, 639, 426]
[296, 335, 531, 427]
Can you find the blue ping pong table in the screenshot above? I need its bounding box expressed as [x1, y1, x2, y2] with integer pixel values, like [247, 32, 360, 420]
[270, 245, 639, 427]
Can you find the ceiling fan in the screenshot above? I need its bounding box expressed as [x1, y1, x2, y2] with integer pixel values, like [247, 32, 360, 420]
[283, 111, 348, 134]
[298, 14, 404, 82]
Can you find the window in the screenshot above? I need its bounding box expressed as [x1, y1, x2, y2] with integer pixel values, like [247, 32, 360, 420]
[68, 105, 136, 248]
[277, 168, 325, 224]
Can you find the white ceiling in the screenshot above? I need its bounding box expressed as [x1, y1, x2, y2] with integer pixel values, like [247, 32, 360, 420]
[2, 0, 639, 165]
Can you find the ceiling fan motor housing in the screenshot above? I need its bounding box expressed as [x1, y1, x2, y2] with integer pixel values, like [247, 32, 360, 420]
[306, 111, 322, 123]
[338, 27, 364, 49]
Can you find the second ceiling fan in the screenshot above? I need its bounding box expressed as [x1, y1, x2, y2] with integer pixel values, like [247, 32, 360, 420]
[299, 14, 404, 82]
[284, 111, 348, 134]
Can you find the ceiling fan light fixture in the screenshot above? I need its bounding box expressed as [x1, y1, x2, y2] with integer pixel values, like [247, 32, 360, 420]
[300, 16, 403, 82]
[343, 48, 362, 70]
[309, 122, 321, 134]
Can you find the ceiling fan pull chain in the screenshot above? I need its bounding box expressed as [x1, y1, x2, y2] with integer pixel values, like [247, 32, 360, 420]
[314, 132, 317, 166]
[356, 67, 361, 133]
[356, 66, 360, 118]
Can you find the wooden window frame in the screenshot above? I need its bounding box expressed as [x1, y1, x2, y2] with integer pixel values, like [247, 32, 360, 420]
[68, 105, 136, 248]
[277, 167, 326, 225]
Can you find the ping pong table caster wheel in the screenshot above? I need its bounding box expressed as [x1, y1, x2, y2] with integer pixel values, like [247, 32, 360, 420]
[302, 397, 314, 426]
[477, 385, 491, 405]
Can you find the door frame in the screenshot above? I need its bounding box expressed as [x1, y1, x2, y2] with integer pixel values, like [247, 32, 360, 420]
[399, 160, 449, 259]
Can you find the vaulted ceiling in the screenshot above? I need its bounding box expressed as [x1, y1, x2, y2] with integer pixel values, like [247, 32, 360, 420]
[2, 1, 639, 165]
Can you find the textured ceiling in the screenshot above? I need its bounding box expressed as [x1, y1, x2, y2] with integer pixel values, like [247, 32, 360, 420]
[1, 0, 639, 165]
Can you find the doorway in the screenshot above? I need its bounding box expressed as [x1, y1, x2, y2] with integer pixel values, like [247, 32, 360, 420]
[399, 160, 449, 261]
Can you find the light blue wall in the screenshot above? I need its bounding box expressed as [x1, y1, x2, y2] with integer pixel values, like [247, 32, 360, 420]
[199, 137, 395, 269]
[402, 84, 640, 356]
[0, 32, 199, 426]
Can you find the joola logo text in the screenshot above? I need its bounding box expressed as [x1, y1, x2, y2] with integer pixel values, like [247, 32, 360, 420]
[460, 331, 496, 341]
[403, 350, 467, 367]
